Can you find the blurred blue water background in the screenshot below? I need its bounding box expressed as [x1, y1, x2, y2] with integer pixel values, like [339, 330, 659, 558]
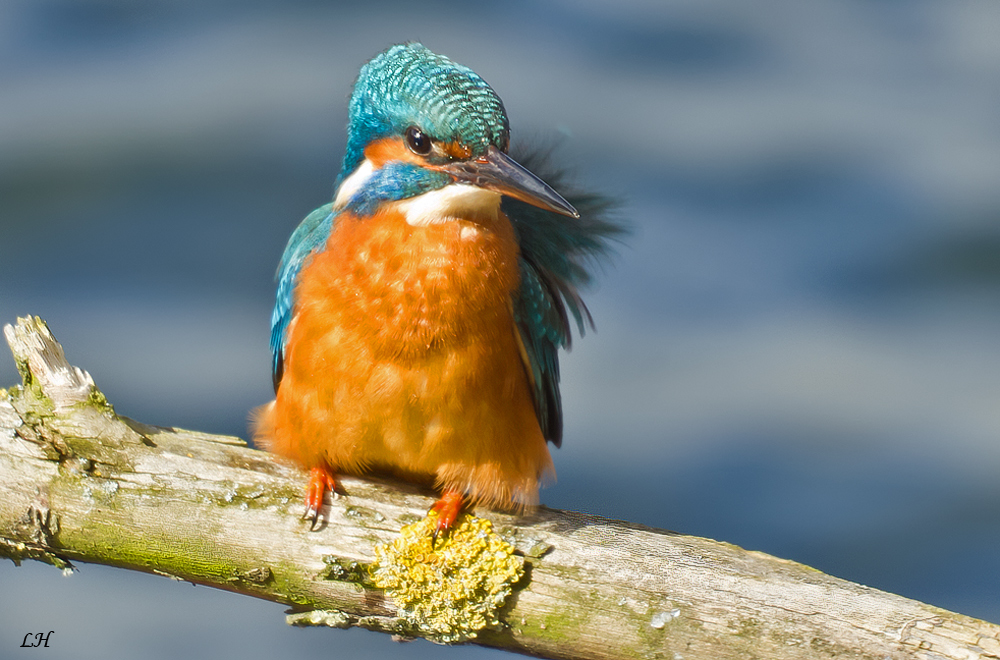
[3, 1, 1000, 658]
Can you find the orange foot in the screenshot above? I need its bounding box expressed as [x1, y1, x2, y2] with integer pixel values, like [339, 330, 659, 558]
[303, 466, 337, 530]
[430, 489, 465, 545]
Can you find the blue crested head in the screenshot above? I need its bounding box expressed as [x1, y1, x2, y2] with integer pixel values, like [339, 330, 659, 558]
[340, 43, 510, 180]
[334, 42, 577, 220]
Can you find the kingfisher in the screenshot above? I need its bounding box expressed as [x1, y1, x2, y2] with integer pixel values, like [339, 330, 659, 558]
[253, 43, 620, 534]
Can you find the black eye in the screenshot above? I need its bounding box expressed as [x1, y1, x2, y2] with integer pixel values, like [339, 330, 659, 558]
[405, 126, 432, 155]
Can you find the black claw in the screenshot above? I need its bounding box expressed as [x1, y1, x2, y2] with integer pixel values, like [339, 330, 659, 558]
[430, 521, 452, 549]
[304, 506, 320, 530]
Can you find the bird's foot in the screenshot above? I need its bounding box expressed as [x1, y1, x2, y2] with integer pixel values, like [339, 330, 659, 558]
[303, 466, 337, 530]
[430, 489, 465, 546]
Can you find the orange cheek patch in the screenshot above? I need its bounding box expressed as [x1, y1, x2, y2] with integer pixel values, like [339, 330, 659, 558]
[364, 137, 425, 168]
[442, 141, 472, 160]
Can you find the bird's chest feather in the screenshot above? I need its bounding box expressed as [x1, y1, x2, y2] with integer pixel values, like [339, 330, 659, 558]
[295, 208, 521, 356]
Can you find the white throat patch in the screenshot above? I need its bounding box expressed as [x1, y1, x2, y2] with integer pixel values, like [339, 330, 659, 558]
[396, 184, 502, 227]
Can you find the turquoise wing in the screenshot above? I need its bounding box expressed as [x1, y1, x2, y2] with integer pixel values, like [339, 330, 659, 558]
[504, 148, 623, 446]
[512, 258, 572, 446]
[270, 203, 336, 391]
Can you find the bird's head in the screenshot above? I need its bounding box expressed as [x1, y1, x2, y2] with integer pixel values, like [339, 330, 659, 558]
[334, 43, 578, 222]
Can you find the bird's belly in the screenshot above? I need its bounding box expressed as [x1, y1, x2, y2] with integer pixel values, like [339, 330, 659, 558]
[300, 320, 532, 469]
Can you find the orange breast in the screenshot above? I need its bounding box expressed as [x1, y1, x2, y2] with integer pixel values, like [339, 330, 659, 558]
[253, 205, 553, 509]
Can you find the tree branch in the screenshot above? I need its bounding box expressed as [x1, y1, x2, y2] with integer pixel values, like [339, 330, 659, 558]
[1, 316, 997, 659]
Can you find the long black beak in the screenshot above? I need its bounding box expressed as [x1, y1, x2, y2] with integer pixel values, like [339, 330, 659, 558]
[443, 146, 579, 218]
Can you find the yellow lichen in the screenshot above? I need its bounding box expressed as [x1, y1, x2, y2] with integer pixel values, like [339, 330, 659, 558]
[370, 511, 524, 643]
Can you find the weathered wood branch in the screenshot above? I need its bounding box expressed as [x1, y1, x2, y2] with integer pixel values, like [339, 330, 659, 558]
[1, 316, 997, 660]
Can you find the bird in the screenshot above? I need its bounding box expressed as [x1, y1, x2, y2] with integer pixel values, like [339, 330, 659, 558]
[252, 43, 620, 534]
